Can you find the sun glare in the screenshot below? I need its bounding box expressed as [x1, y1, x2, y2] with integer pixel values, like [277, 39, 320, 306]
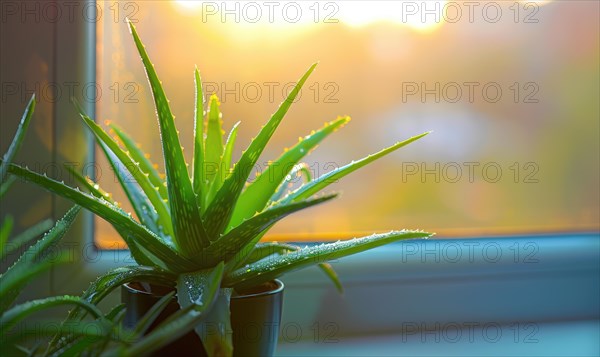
[522, 0, 552, 5]
[174, 1, 446, 32]
[336, 1, 445, 32]
[175, 0, 202, 10]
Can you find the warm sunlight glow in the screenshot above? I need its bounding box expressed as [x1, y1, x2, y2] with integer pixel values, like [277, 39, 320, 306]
[174, 1, 446, 33]
[175, 0, 202, 10]
[522, 0, 552, 5]
[337, 1, 445, 32]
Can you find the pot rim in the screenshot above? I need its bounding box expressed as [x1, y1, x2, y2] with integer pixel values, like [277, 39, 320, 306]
[233, 279, 284, 299]
[122, 279, 284, 300]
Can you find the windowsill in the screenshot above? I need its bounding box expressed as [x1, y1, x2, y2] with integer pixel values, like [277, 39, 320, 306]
[52, 232, 599, 355]
[276, 320, 600, 357]
[274, 233, 599, 347]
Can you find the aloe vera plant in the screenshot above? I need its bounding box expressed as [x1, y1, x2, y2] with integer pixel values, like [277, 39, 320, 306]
[4, 21, 432, 356]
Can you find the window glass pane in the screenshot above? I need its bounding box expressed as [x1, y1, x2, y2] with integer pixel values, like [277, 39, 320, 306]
[95, 1, 599, 248]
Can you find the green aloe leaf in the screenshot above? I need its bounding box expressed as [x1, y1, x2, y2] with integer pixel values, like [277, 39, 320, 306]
[44, 320, 114, 339]
[0, 215, 13, 252]
[125, 239, 170, 270]
[193, 67, 206, 202]
[317, 262, 343, 293]
[227, 166, 313, 270]
[231, 116, 350, 229]
[4, 162, 196, 272]
[132, 291, 176, 338]
[82, 266, 175, 313]
[118, 305, 194, 356]
[241, 242, 343, 293]
[177, 262, 224, 312]
[100, 147, 163, 237]
[0, 256, 70, 315]
[224, 230, 432, 290]
[6, 321, 113, 356]
[46, 266, 176, 354]
[241, 242, 299, 266]
[93, 303, 128, 355]
[125, 264, 224, 356]
[254, 165, 344, 292]
[0, 295, 104, 335]
[205, 120, 240, 220]
[0, 94, 35, 183]
[194, 288, 233, 357]
[0, 206, 80, 312]
[65, 164, 162, 268]
[269, 162, 312, 204]
[205, 94, 225, 206]
[204, 120, 240, 219]
[221, 122, 240, 179]
[48, 328, 108, 357]
[203, 193, 337, 269]
[0, 175, 16, 199]
[77, 266, 175, 322]
[1, 218, 53, 260]
[204, 63, 318, 239]
[76, 109, 173, 239]
[128, 19, 210, 253]
[278, 131, 431, 205]
[47, 308, 131, 357]
[64, 164, 112, 201]
[105, 304, 127, 322]
[109, 123, 167, 200]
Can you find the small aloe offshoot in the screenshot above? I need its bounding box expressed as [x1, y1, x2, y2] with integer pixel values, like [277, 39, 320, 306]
[5, 21, 432, 356]
[0, 96, 96, 355]
[0, 96, 83, 316]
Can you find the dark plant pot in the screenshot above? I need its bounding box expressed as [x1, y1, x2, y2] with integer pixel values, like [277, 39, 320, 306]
[122, 280, 284, 357]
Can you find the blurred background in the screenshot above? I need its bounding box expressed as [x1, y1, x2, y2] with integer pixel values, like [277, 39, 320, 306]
[87, 1, 598, 247]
